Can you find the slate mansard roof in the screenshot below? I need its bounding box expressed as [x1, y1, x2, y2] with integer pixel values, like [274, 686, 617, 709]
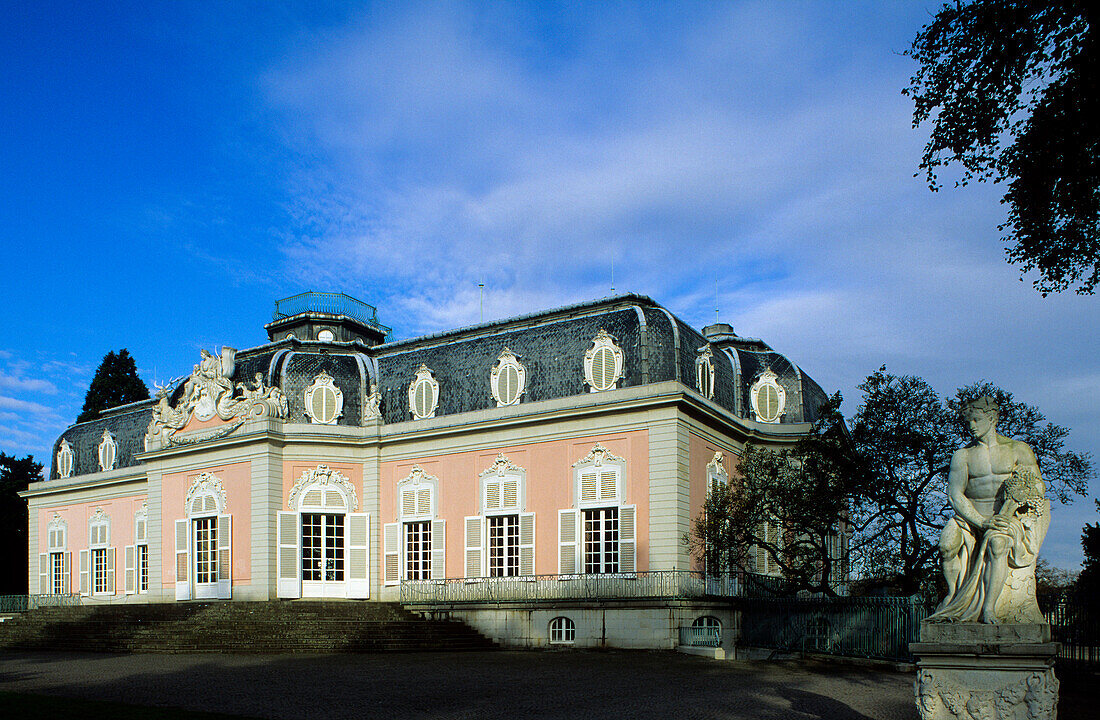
[49, 294, 829, 479]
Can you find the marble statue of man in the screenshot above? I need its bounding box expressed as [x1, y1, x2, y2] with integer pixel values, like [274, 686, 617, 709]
[929, 396, 1049, 624]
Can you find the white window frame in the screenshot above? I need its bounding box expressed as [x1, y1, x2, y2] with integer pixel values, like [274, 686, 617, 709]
[177, 472, 232, 601]
[706, 451, 729, 495]
[583, 329, 624, 392]
[278, 464, 368, 600]
[87, 508, 112, 596]
[750, 369, 786, 424]
[126, 503, 149, 595]
[408, 364, 439, 419]
[558, 444, 636, 575]
[97, 429, 117, 472]
[42, 513, 70, 595]
[56, 439, 74, 479]
[696, 345, 715, 399]
[465, 454, 534, 578]
[385, 465, 445, 585]
[304, 370, 344, 425]
[490, 348, 527, 407]
[549, 616, 576, 645]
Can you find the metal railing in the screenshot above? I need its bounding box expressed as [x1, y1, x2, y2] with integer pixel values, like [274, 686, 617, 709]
[401, 570, 745, 605]
[679, 625, 721, 647]
[738, 595, 929, 662]
[272, 292, 391, 335]
[1041, 592, 1100, 669]
[0, 594, 82, 612]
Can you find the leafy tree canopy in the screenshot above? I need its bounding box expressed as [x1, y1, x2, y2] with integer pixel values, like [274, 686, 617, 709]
[905, 1, 1099, 294]
[77, 349, 149, 423]
[1078, 500, 1100, 600]
[0, 453, 42, 594]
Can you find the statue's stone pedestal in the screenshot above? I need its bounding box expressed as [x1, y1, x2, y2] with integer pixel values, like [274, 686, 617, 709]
[910, 623, 1059, 719]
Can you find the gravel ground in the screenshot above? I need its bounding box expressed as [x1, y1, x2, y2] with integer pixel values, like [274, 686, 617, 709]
[0, 650, 922, 719]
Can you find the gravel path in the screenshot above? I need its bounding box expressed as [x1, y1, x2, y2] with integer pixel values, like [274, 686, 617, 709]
[0, 650, 920, 719]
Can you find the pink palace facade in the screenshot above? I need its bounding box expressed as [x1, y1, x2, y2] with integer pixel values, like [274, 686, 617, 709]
[24, 293, 830, 649]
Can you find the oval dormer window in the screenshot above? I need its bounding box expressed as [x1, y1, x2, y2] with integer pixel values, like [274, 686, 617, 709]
[408, 364, 439, 420]
[57, 439, 74, 479]
[317, 329, 335, 342]
[304, 370, 343, 425]
[584, 329, 624, 392]
[491, 348, 526, 407]
[750, 369, 786, 424]
[97, 430, 117, 472]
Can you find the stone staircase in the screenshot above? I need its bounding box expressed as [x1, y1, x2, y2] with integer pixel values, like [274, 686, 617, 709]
[0, 601, 496, 653]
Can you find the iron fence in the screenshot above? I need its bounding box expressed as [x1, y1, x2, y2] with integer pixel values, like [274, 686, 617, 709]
[401, 570, 746, 605]
[737, 595, 929, 662]
[679, 625, 721, 647]
[0, 594, 82, 612]
[1041, 592, 1099, 669]
[272, 292, 391, 334]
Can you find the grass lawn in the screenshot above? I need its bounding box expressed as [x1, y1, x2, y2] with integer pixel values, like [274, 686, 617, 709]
[0, 692, 261, 720]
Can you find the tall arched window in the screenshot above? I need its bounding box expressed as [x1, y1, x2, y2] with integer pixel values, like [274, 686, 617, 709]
[277, 465, 369, 600]
[558, 444, 636, 575]
[384, 465, 444, 585]
[464, 454, 534, 578]
[174, 473, 231, 601]
[40, 513, 70, 595]
[80, 507, 114, 596]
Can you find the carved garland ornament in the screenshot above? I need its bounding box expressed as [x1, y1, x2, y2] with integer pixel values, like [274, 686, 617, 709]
[571, 443, 626, 468]
[185, 472, 227, 515]
[915, 669, 1058, 720]
[479, 452, 526, 479]
[287, 465, 358, 512]
[145, 347, 288, 449]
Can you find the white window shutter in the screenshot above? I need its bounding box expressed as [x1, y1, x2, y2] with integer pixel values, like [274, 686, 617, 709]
[619, 506, 636, 573]
[503, 480, 518, 510]
[277, 511, 300, 599]
[106, 547, 116, 594]
[79, 549, 89, 595]
[580, 471, 597, 504]
[464, 516, 483, 578]
[175, 519, 191, 601]
[430, 519, 446, 579]
[558, 509, 578, 574]
[216, 514, 232, 599]
[519, 512, 535, 576]
[401, 488, 416, 517]
[124, 545, 136, 595]
[417, 488, 432, 516]
[63, 552, 71, 594]
[485, 481, 500, 511]
[347, 512, 370, 598]
[39, 553, 48, 595]
[383, 522, 400, 586]
[599, 470, 617, 502]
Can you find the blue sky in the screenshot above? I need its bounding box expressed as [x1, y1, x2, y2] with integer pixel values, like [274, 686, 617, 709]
[1, 1, 1097, 568]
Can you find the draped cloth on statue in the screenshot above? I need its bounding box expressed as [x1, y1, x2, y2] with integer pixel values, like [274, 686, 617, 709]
[928, 499, 1049, 624]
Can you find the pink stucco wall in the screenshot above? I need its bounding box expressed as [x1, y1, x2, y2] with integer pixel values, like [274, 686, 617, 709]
[161, 461, 251, 588]
[688, 433, 739, 571]
[380, 429, 650, 577]
[37, 495, 145, 594]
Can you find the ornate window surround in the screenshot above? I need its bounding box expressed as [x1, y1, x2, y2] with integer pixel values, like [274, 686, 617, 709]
[571, 443, 626, 508]
[478, 453, 526, 515]
[408, 364, 439, 420]
[749, 369, 786, 424]
[97, 429, 117, 472]
[185, 472, 227, 517]
[490, 348, 527, 407]
[706, 451, 728, 494]
[287, 464, 358, 512]
[56, 439, 74, 479]
[695, 345, 716, 400]
[583, 329, 624, 392]
[47, 513, 67, 552]
[397, 465, 438, 522]
[304, 370, 344, 425]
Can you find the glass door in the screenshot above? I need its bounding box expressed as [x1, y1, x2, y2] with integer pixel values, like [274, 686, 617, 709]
[301, 513, 346, 598]
[193, 516, 218, 599]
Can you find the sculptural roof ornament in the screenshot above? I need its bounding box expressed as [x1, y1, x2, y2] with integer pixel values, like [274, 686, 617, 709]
[145, 346, 288, 449]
